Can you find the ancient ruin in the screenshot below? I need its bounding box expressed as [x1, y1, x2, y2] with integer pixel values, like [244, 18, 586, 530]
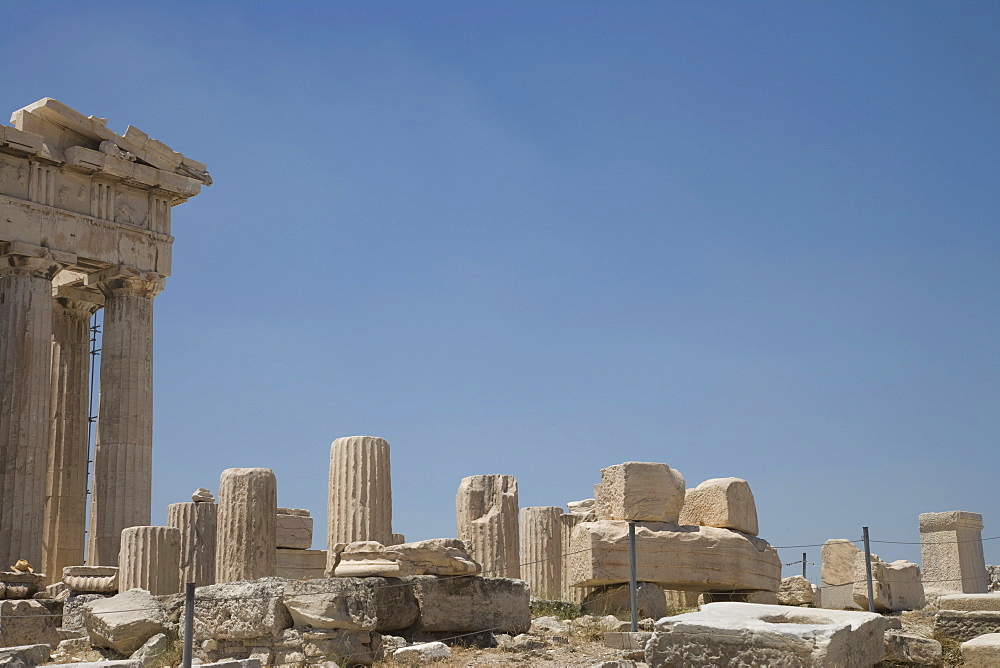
[0, 98, 210, 572]
[456, 473, 520, 578]
[327, 435, 393, 547]
[166, 489, 218, 587]
[216, 467, 277, 583]
[920, 510, 989, 594]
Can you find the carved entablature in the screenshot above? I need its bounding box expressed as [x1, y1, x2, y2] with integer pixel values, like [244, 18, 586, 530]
[0, 98, 210, 280]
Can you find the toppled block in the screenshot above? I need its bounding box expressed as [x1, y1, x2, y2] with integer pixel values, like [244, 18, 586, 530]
[962, 632, 1000, 668]
[938, 592, 1000, 611]
[63, 566, 118, 594]
[0, 644, 51, 666]
[83, 589, 169, 655]
[678, 477, 758, 536]
[884, 630, 943, 665]
[582, 583, 667, 620]
[646, 602, 893, 667]
[281, 577, 418, 632]
[920, 510, 988, 594]
[408, 575, 531, 634]
[0, 571, 45, 599]
[852, 553, 925, 612]
[595, 462, 685, 523]
[934, 609, 1000, 642]
[277, 508, 313, 550]
[276, 548, 326, 580]
[778, 575, 817, 607]
[192, 577, 292, 641]
[821, 539, 862, 610]
[569, 520, 781, 592]
[0, 599, 59, 647]
[393, 641, 451, 664]
[334, 539, 478, 577]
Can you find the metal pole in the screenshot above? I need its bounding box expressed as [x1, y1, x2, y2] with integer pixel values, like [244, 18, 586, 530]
[862, 527, 875, 613]
[802, 552, 807, 580]
[182, 581, 195, 667]
[628, 521, 638, 632]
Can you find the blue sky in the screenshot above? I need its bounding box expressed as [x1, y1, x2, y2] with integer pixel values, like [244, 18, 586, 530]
[4, 2, 998, 580]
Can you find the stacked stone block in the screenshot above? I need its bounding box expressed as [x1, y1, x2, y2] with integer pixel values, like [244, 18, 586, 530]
[920, 511, 988, 594]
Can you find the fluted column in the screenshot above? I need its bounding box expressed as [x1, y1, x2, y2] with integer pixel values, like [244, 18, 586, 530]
[42, 287, 101, 583]
[216, 468, 276, 583]
[0, 243, 73, 569]
[118, 525, 180, 595]
[167, 498, 217, 587]
[86, 266, 164, 565]
[327, 436, 393, 546]
[560, 512, 596, 603]
[456, 474, 519, 578]
[520, 506, 562, 599]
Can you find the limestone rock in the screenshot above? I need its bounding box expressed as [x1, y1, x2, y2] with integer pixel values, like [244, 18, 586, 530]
[920, 510, 988, 594]
[83, 588, 169, 655]
[0, 644, 51, 667]
[192, 488, 214, 502]
[934, 609, 1000, 642]
[962, 632, 1000, 667]
[62, 566, 118, 594]
[884, 630, 943, 665]
[277, 508, 313, 550]
[130, 632, 170, 664]
[531, 615, 571, 635]
[216, 468, 277, 583]
[333, 542, 409, 577]
[276, 548, 326, 580]
[327, 436, 393, 548]
[62, 593, 105, 631]
[409, 575, 531, 634]
[192, 577, 292, 641]
[393, 538, 479, 576]
[118, 525, 180, 595]
[678, 477, 758, 536]
[456, 474, 520, 579]
[519, 507, 562, 600]
[393, 641, 451, 664]
[852, 553, 925, 613]
[778, 575, 816, 607]
[0, 599, 59, 648]
[569, 519, 781, 592]
[646, 602, 892, 667]
[820, 539, 862, 610]
[595, 462, 685, 523]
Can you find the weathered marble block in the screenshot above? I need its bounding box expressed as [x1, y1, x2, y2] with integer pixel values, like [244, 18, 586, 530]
[595, 462, 685, 523]
[0, 571, 45, 599]
[678, 477, 758, 536]
[276, 548, 327, 580]
[519, 506, 562, 600]
[920, 510, 988, 594]
[821, 538, 862, 610]
[333, 539, 478, 578]
[328, 436, 393, 549]
[852, 553, 924, 613]
[569, 519, 780, 592]
[962, 632, 1000, 668]
[646, 603, 893, 667]
[277, 507, 313, 549]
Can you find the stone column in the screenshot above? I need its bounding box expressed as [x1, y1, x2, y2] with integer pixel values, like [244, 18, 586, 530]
[0, 243, 73, 569]
[456, 474, 519, 578]
[327, 436, 392, 546]
[520, 506, 562, 600]
[86, 266, 164, 566]
[167, 498, 217, 587]
[920, 511, 988, 594]
[118, 525, 180, 595]
[42, 287, 102, 583]
[216, 468, 276, 583]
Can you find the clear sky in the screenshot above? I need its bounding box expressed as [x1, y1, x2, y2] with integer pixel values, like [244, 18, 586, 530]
[4, 2, 998, 580]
